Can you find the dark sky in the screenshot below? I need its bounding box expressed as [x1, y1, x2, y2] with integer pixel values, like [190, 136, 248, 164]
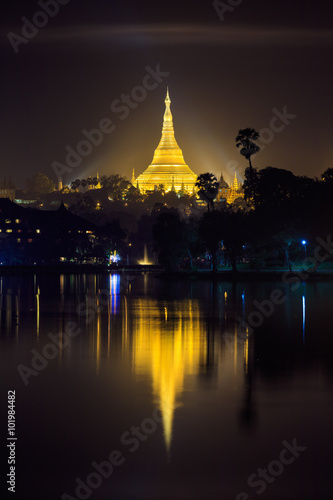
[1, 0, 333, 187]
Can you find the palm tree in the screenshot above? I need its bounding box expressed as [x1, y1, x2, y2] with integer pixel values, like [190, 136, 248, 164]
[235, 128, 260, 170]
[80, 179, 88, 191]
[236, 128, 260, 208]
[195, 173, 219, 212]
[70, 179, 81, 192]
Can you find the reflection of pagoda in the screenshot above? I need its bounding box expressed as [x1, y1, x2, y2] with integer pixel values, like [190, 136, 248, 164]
[125, 299, 207, 454]
[134, 89, 198, 193]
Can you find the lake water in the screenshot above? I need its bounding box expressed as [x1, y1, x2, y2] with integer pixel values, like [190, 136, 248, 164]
[0, 272, 332, 500]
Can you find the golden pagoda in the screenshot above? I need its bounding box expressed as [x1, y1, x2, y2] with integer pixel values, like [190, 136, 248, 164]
[134, 88, 198, 193]
[227, 172, 241, 204]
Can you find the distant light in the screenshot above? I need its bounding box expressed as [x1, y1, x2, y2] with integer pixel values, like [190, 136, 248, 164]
[302, 240, 307, 245]
[110, 252, 121, 263]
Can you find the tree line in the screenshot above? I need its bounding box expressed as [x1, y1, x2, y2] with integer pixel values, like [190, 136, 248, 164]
[11, 127, 333, 272]
[153, 128, 333, 272]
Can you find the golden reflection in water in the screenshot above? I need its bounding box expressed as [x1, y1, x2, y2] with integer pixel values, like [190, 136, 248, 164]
[125, 298, 207, 453]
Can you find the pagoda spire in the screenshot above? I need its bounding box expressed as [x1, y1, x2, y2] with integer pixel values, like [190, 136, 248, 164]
[228, 173, 239, 204]
[135, 88, 197, 193]
[163, 87, 173, 127]
[152, 88, 186, 166]
[96, 172, 101, 189]
[233, 172, 239, 191]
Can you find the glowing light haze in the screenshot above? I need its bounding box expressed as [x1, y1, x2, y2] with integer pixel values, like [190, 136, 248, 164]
[1, 0, 333, 187]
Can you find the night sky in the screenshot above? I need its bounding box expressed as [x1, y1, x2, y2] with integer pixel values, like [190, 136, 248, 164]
[1, 0, 333, 187]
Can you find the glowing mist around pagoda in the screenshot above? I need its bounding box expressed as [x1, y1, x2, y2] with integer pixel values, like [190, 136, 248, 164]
[134, 89, 198, 193]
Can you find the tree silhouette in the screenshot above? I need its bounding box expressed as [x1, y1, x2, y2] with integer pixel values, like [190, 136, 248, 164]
[223, 210, 248, 273]
[236, 128, 260, 208]
[195, 173, 219, 212]
[26, 173, 55, 194]
[235, 128, 260, 170]
[153, 211, 190, 271]
[70, 179, 81, 192]
[322, 168, 333, 183]
[199, 210, 223, 272]
[101, 174, 131, 201]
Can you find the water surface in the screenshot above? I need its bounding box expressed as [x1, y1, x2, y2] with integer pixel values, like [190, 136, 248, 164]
[0, 272, 332, 500]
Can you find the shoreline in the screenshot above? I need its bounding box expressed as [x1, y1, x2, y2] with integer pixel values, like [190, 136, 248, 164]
[1, 264, 333, 281]
[0, 264, 161, 275]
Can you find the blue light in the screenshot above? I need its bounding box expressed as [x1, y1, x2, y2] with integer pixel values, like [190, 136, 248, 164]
[109, 274, 120, 315]
[301, 240, 307, 245]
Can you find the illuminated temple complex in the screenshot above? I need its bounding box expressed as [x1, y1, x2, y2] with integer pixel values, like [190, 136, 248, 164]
[218, 172, 244, 205]
[134, 89, 198, 193]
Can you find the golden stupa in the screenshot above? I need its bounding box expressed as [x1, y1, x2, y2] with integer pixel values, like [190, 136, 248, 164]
[134, 88, 198, 193]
